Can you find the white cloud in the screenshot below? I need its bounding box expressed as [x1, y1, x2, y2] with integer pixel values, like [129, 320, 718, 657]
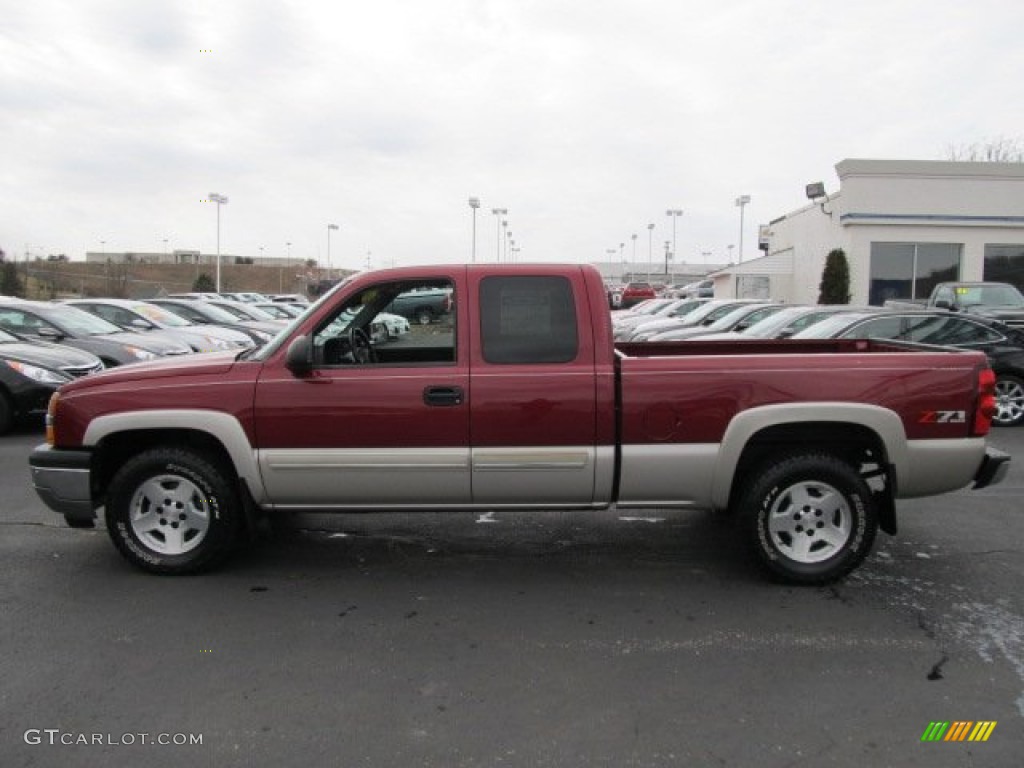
[2, 0, 1023, 270]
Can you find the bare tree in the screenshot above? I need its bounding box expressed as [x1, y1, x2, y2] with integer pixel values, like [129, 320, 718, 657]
[946, 136, 1024, 162]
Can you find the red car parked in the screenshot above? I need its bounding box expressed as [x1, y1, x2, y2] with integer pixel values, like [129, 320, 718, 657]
[619, 281, 657, 308]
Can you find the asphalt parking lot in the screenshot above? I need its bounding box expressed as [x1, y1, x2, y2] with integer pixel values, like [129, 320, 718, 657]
[1, 421, 1022, 767]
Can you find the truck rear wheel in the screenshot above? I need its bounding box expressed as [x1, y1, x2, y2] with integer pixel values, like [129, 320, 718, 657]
[105, 447, 240, 574]
[415, 308, 434, 325]
[737, 453, 877, 585]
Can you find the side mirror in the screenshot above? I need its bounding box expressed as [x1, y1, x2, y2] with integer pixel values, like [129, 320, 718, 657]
[285, 335, 313, 375]
[37, 326, 65, 340]
[934, 299, 952, 310]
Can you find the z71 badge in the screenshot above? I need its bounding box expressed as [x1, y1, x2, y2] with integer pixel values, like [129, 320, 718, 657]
[919, 410, 966, 424]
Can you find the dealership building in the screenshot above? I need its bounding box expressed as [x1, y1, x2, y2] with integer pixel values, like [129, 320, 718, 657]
[711, 159, 1024, 304]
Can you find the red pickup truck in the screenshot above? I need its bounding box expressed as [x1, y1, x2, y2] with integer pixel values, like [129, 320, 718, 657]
[30, 264, 1008, 584]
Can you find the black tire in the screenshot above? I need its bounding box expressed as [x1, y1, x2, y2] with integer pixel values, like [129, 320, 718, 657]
[415, 308, 433, 325]
[105, 447, 240, 574]
[993, 373, 1024, 427]
[0, 389, 12, 435]
[737, 453, 878, 585]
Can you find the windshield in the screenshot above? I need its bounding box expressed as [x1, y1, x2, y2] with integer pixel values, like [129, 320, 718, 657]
[210, 302, 255, 320]
[957, 284, 1024, 308]
[130, 303, 194, 327]
[790, 312, 878, 339]
[186, 302, 247, 323]
[741, 307, 810, 338]
[44, 305, 124, 336]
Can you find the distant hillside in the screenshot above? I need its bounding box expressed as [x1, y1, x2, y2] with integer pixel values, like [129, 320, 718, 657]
[15, 260, 353, 300]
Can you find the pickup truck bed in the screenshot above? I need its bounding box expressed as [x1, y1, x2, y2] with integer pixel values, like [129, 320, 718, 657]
[29, 264, 1008, 584]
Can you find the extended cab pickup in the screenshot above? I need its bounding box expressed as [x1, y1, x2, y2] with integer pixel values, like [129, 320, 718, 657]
[884, 281, 1024, 327]
[29, 264, 1009, 584]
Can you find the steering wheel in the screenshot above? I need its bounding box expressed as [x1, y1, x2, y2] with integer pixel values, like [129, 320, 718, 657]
[348, 327, 376, 364]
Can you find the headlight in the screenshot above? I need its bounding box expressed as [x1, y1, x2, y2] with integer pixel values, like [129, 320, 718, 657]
[124, 346, 158, 360]
[5, 360, 71, 385]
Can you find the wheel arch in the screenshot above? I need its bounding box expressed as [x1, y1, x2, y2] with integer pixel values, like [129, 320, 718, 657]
[84, 410, 267, 504]
[713, 404, 905, 531]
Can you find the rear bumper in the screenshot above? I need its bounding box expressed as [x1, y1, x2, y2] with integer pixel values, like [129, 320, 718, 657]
[28, 444, 95, 519]
[973, 448, 1011, 490]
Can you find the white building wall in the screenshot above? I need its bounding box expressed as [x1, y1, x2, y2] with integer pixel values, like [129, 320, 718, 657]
[714, 159, 1024, 305]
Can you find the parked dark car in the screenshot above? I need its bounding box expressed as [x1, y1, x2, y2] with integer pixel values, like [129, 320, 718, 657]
[0, 300, 192, 367]
[148, 298, 280, 345]
[0, 327, 104, 433]
[382, 287, 453, 325]
[63, 299, 254, 353]
[793, 309, 1024, 426]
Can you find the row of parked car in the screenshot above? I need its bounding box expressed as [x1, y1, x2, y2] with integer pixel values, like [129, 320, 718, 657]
[0, 289, 418, 434]
[612, 297, 1024, 427]
[607, 278, 715, 309]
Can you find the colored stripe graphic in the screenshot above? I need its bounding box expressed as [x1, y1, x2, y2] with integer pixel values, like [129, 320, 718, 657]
[921, 721, 996, 742]
[945, 722, 972, 741]
[968, 722, 997, 742]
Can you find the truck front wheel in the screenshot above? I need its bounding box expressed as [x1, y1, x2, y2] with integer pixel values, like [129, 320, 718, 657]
[737, 453, 878, 585]
[105, 448, 240, 574]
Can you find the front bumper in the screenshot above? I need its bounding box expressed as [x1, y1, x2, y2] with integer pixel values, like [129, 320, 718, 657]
[28, 444, 94, 519]
[973, 448, 1011, 490]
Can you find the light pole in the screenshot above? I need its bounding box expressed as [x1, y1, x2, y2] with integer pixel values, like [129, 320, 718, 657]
[664, 241, 671, 276]
[666, 209, 682, 274]
[619, 242, 625, 281]
[735, 195, 750, 263]
[727, 244, 735, 263]
[646, 223, 654, 281]
[630, 234, 637, 280]
[491, 208, 507, 262]
[327, 223, 339, 277]
[468, 197, 480, 262]
[502, 220, 509, 262]
[209, 192, 228, 292]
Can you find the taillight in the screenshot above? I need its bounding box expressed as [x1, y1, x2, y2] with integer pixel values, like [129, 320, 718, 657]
[972, 367, 996, 436]
[45, 392, 59, 446]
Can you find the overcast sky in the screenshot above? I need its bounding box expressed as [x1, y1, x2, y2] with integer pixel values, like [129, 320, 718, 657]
[2, 0, 1022, 272]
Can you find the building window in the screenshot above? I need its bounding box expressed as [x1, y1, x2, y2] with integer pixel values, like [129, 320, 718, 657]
[736, 274, 770, 299]
[868, 242, 961, 305]
[983, 244, 1024, 291]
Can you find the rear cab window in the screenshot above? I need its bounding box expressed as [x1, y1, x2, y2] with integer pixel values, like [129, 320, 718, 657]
[479, 275, 579, 364]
